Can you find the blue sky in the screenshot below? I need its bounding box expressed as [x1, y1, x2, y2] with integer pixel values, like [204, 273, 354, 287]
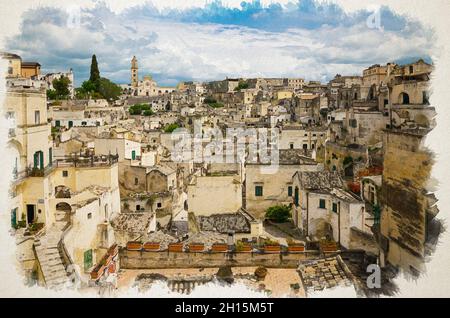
[5, 0, 434, 86]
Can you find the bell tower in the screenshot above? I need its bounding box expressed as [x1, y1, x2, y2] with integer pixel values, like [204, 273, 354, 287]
[131, 56, 138, 87]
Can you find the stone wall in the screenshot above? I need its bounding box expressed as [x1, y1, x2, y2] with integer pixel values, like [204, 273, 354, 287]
[380, 130, 432, 273]
[120, 249, 322, 269]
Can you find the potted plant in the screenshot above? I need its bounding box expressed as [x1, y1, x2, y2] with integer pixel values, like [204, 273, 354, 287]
[126, 241, 142, 251]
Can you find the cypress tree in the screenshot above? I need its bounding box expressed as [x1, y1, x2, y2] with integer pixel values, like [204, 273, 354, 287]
[89, 54, 100, 89]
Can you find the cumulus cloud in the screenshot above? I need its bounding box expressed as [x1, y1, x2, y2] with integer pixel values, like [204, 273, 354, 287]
[4, 0, 434, 86]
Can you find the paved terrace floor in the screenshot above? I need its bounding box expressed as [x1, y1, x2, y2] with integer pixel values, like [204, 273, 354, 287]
[117, 267, 305, 298]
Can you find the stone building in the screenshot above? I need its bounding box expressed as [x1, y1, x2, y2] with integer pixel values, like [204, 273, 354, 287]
[245, 150, 322, 218]
[291, 171, 370, 249]
[378, 128, 438, 275]
[187, 174, 242, 216]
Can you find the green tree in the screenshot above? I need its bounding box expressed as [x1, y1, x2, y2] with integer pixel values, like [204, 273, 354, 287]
[265, 205, 291, 223]
[98, 77, 122, 101]
[46, 89, 57, 100]
[234, 80, 249, 91]
[52, 76, 71, 99]
[89, 54, 100, 88]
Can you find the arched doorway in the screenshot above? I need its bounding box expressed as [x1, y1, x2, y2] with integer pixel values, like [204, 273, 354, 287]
[399, 92, 410, 105]
[311, 218, 333, 241]
[8, 140, 23, 178]
[368, 85, 377, 100]
[56, 202, 72, 222]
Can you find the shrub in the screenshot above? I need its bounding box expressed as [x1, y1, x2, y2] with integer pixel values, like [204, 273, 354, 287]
[234, 80, 249, 91]
[129, 103, 151, 115]
[204, 97, 217, 104]
[164, 123, 179, 133]
[265, 205, 291, 223]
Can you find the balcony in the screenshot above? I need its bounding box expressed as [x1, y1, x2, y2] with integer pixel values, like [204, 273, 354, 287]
[12, 154, 119, 182]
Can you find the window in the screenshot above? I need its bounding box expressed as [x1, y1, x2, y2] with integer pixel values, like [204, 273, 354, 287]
[34, 110, 40, 124]
[134, 177, 138, 185]
[136, 205, 141, 211]
[423, 91, 430, 105]
[349, 119, 357, 128]
[157, 202, 162, 208]
[332, 203, 338, 213]
[303, 144, 308, 150]
[87, 213, 92, 219]
[409, 65, 414, 74]
[319, 199, 326, 209]
[294, 187, 299, 207]
[289, 143, 294, 149]
[255, 186, 263, 197]
[288, 186, 293, 197]
[81, 121, 87, 126]
[84, 249, 93, 271]
[48, 148, 52, 166]
[62, 170, 68, 177]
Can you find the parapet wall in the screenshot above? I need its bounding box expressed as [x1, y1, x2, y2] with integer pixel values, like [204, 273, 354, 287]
[120, 249, 323, 269]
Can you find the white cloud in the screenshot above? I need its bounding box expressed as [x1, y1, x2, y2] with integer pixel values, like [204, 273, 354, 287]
[3, 2, 434, 86]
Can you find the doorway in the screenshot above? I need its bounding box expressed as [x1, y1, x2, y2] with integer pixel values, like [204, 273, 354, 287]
[26, 204, 36, 224]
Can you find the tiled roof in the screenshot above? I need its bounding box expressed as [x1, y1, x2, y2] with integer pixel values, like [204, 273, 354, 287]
[296, 171, 343, 190]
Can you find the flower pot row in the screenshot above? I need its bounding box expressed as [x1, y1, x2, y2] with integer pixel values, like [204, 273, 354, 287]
[125, 241, 308, 254]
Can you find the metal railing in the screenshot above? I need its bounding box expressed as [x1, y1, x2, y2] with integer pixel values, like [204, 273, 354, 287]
[12, 154, 119, 182]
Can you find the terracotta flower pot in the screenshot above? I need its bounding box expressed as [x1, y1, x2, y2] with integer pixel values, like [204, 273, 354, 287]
[288, 245, 305, 253]
[126, 241, 142, 251]
[264, 245, 281, 253]
[189, 243, 204, 252]
[143, 242, 160, 251]
[211, 244, 228, 252]
[168, 243, 184, 252]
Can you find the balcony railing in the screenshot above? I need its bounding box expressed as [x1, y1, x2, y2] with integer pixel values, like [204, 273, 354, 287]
[12, 154, 119, 182]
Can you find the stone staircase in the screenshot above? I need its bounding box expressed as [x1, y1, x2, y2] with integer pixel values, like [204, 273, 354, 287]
[33, 211, 71, 290]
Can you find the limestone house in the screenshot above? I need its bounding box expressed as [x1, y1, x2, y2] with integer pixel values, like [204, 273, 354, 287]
[53, 114, 105, 129]
[276, 90, 293, 100]
[245, 149, 323, 219]
[6, 86, 52, 174]
[387, 60, 435, 130]
[146, 165, 177, 193]
[187, 173, 242, 216]
[279, 125, 327, 151]
[360, 175, 382, 207]
[6, 83, 120, 288]
[94, 137, 141, 162]
[1, 51, 22, 77]
[292, 170, 370, 249]
[293, 93, 321, 124]
[11, 152, 121, 288]
[344, 110, 388, 146]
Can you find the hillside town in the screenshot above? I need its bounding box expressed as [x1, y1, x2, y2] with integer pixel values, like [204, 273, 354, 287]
[3, 51, 440, 296]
